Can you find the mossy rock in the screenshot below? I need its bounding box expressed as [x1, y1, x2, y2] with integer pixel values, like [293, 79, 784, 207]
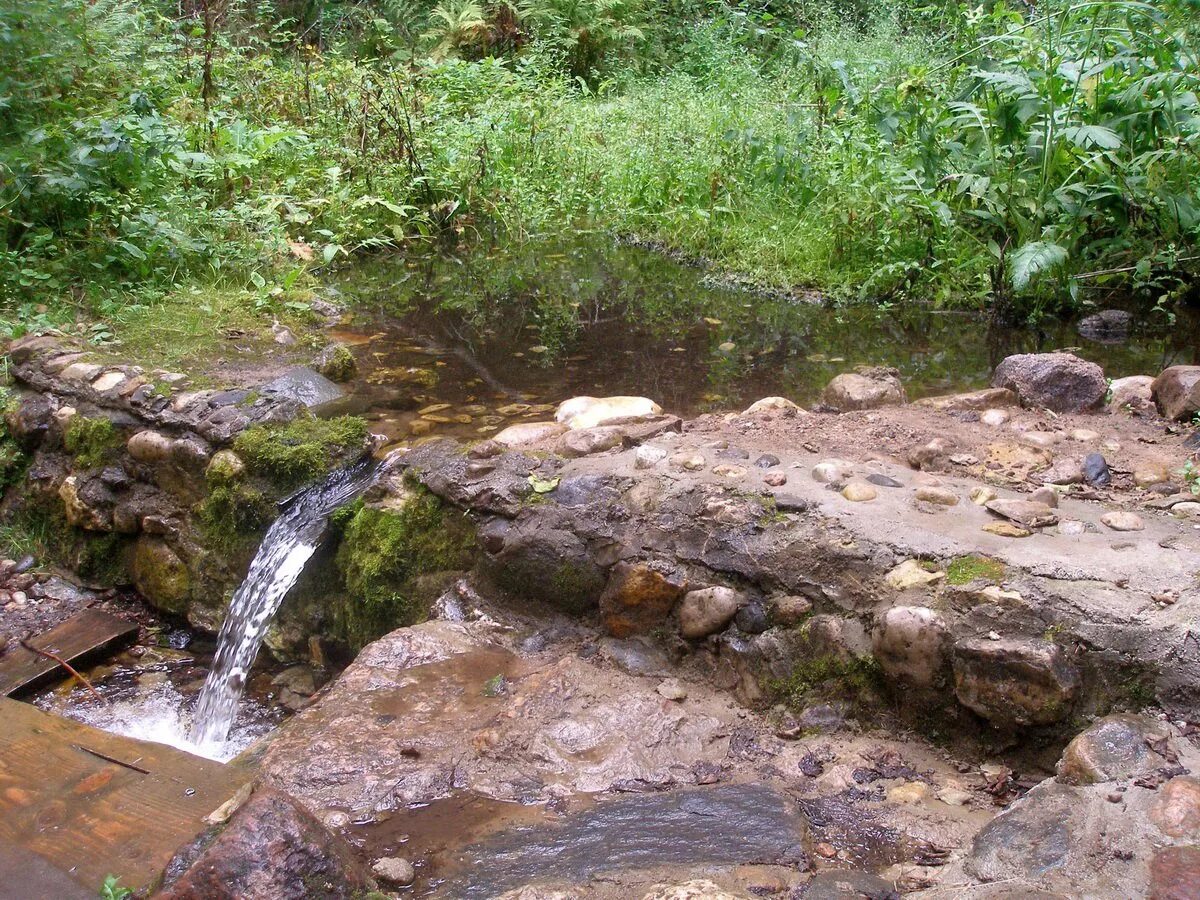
[233, 415, 369, 489]
[316, 344, 357, 383]
[766, 653, 886, 709]
[63, 415, 121, 469]
[0, 387, 27, 489]
[333, 488, 476, 650]
[132, 536, 191, 615]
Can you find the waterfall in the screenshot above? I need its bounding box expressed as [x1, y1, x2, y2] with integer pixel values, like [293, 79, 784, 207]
[190, 458, 378, 748]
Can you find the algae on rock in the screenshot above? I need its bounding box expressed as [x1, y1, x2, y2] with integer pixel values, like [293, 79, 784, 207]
[233, 415, 369, 489]
[333, 487, 476, 650]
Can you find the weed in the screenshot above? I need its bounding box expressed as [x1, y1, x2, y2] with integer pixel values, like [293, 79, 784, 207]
[946, 555, 1005, 586]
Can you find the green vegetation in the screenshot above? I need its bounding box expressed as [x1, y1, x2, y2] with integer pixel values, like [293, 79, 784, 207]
[767, 652, 885, 708]
[333, 487, 476, 648]
[99, 875, 133, 900]
[0, 387, 27, 490]
[62, 416, 121, 469]
[946, 554, 1005, 585]
[2, 0, 1197, 346]
[232, 416, 369, 488]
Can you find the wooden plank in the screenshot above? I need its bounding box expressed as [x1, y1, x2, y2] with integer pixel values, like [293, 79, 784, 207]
[0, 609, 139, 697]
[0, 699, 252, 894]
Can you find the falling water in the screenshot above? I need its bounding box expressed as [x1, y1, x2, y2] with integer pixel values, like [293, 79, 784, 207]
[190, 458, 378, 748]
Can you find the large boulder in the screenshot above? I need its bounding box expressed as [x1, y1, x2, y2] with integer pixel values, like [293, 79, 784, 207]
[493, 421, 569, 449]
[952, 638, 1080, 728]
[259, 367, 344, 410]
[1056, 714, 1158, 785]
[1151, 365, 1200, 421]
[131, 536, 191, 614]
[990, 353, 1106, 413]
[156, 785, 373, 899]
[555, 396, 663, 430]
[821, 366, 906, 412]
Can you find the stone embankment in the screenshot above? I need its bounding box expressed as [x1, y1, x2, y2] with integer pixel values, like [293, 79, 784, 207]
[5, 331, 1200, 897]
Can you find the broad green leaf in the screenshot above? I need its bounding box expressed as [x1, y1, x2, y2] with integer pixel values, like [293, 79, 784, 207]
[1009, 241, 1068, 291]
[1061, 125, 1122, 150]
[528, 475, 560, 494]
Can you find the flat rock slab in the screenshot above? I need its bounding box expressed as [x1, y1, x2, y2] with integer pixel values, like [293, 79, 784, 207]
[0, 609, 139, 697]
[432, 785, 807, 898]
[0, 699, 251, 894]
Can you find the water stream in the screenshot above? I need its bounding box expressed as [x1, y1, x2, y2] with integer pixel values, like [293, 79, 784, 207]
[189, 458, 379, 748]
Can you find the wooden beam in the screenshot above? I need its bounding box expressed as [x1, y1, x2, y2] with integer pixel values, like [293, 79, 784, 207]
[0, 609, 139, 697]
[0, 699, 251, 894]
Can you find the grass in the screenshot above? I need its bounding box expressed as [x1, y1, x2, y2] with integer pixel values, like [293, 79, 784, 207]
[97, 284, 316, 375]
[946, 555, 1005, 586]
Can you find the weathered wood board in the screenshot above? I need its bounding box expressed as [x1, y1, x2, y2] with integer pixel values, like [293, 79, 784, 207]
[0, 699, 251, 894]
[0, 608, 139, 697]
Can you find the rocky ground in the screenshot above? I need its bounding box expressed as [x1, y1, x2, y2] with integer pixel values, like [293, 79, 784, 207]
[3, 327, 1200, 897]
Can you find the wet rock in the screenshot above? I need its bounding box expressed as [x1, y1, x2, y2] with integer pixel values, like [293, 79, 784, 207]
[493, 421, 569, 448]
[886, 559, 944, 591]
[1039, 457, 1084, 485]
[131, 536, 191, 614]
[797, 703, 845, 734]
[873, 606, 949, 688]
[6, 395, 53, 446]
[805, 870, 897, 900]
[158, 785, 373, 900]
[555, 395, 663, 430]
[953, 638, 1080, 727]
[127, 429, 176, 464]
[985, 499, 1058, 529]
[754, 453, 780, 468]
[206, 450, 245, 481]
[58, 475, 114, 531]
[468, 439, 504, 460]
[678, 586, 743, 639]
[1107, 374, 1155, 415]
[991, 352, 1107, 413]
[556, 425, 627, 458]
[821, 366, 906, 411]
[1100, 511, 1144, 532]
[1082, 452, 1111, 487]
[734, 601, 769, 635]
[260, 367, 344, 410]
[600, 561, 687, 638]
[641, 881, 748, 900]
[867, 473, 902, 488]
[1152, 365, 1200, 421]
[743, 396, 800, 414]
[1056, 715, 1154, 785]
[372, 856, 415, 886]
[1077, 308, 1132, 342]
[763, 472, 787, 487]
[840, 481, 877, 502]
[315, 343, 357, 383]
[888, 781, 931, 804]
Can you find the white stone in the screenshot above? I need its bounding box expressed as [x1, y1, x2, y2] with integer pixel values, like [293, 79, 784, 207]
[555, 395, 662, 430]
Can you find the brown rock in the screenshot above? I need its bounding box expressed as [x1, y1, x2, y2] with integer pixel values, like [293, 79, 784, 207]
[1152, 365, 1200, 421]
[556, 426, 628, 458]
[985, 499, 1058, 529]
[599, 562, 687, 638]
[953, 638, 1080, 727]
[822, 366, 906, 411]
[493, 421, 568, 448]
[1056, 715, 1152, 785]
[991, 352, 1107, 413]
[1151, 777, 1200, 838]
[677, 586, 743, 639]
[157, 785, 373, 899]
[1107, 375, 1155, 415]
[1150, 845, 1200, 900]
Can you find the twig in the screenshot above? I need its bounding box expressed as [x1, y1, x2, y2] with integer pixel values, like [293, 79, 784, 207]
[72, 745, 151, 775]
[20, 639, 106, 705]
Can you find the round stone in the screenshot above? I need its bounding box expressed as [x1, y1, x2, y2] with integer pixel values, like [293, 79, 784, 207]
[1100, 511, 1144, 532]
[841, 481, 877, 502]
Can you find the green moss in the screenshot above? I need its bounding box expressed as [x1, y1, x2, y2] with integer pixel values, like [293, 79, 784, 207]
[333, 488, 476, 649]
[196, 483, 276, 553]
[0, 502, 130, 586]
[232, 415, 369, 489]
[77, 531, 132, 585]
[318, 344, 357, 382]
[946, 555, 1006, 586]
[63, 416, 121, 469]
[766, 653, 885, 709]
[0, 389, 26, 490]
